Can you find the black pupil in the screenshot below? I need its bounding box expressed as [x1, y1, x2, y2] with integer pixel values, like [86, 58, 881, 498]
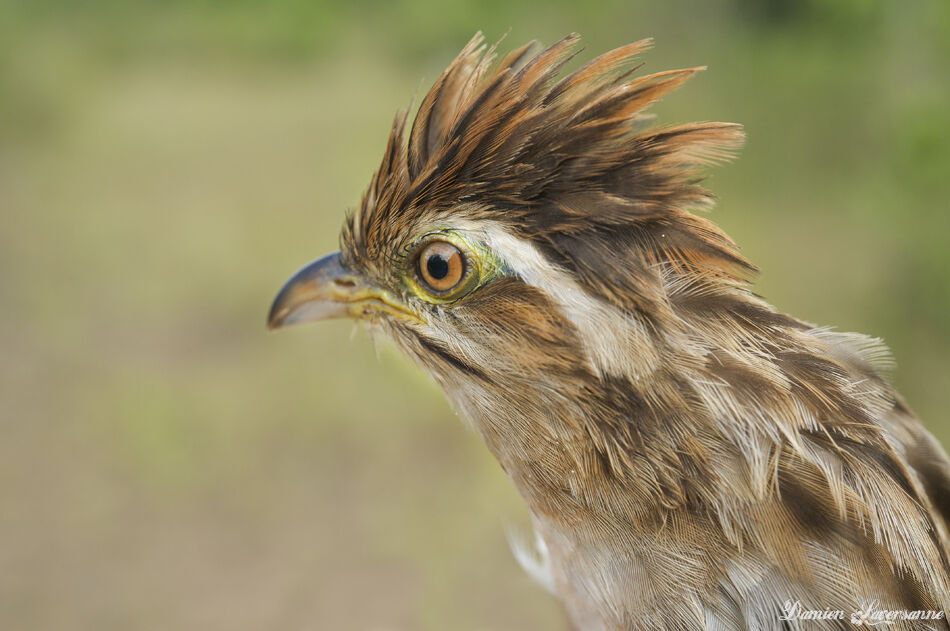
[426, 254, 450, 280]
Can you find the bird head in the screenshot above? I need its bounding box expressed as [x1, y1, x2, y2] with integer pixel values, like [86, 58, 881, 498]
[268, 32, 752, 462]
[267, 35, 950, 624]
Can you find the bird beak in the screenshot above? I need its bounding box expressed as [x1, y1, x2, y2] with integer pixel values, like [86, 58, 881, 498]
[267, 251, 415, 330]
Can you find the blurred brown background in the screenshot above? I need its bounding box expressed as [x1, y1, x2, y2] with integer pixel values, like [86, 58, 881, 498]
[1, 1, 948, 629]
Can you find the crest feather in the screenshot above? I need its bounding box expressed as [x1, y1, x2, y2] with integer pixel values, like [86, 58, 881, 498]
[345, 34, 751, 303]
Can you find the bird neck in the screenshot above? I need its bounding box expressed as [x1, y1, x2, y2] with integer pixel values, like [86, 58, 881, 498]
[436, 359, 689, 531]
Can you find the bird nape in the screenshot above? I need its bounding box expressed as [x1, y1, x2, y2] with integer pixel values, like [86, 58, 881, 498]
[268, 33, 950, 631]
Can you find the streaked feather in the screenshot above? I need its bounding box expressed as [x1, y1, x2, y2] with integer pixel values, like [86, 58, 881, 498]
[334, 34, 950, 630]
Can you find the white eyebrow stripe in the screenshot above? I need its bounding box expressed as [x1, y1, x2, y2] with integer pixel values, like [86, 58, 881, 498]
[447, 219, 661, 380]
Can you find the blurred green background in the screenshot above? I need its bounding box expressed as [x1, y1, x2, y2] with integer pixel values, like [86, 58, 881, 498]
[1, 0, 948, 629]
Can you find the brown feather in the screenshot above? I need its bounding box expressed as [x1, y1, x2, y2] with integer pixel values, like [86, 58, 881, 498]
[327, 34, 950, 630]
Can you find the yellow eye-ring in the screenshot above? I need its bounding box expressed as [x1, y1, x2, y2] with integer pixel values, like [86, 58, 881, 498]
[417, 240, 468, 294]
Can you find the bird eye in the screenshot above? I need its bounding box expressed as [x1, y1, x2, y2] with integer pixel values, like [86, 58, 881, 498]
[417, 241, 467, 295]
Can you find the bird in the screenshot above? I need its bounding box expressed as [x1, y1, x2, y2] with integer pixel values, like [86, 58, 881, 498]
[268, 33, 950, 630]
